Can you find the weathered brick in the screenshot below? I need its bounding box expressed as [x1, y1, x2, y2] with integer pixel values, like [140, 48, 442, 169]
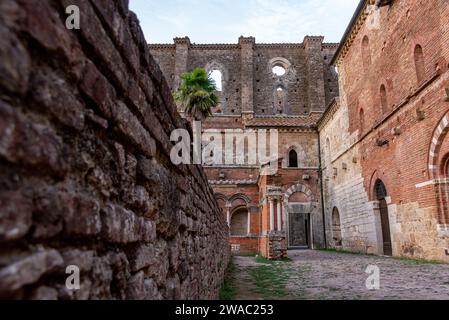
[0, 101, 67, 175]
[0, 250, 63, 295]
[101, 204, 155, 244]
[0, 190, 32, 241]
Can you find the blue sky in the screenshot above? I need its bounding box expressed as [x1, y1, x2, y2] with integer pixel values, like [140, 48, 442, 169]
[130, 0, 360, 44]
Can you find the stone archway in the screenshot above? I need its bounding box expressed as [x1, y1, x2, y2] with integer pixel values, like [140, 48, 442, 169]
[283, 184, 316, 249]
[428, 112, 449, 227]
[374, 179, 392, 256]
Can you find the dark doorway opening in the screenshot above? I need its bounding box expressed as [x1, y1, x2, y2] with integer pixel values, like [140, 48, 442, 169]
[375, 179, 392, 256]
[289, 212, 310, 248]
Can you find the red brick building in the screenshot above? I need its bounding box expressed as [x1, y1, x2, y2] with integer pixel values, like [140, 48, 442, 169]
[320, 0, 449, 261]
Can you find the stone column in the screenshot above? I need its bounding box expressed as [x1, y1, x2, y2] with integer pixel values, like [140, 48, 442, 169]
[277, 200, 282, 231]
[226, 204, 232, 235]
[269, 198, 274, 231]
[174, 37, 190, 91]
[304, 36, 325, 112]
[239, 36, 255, 116]
[247, 209, 251, 234]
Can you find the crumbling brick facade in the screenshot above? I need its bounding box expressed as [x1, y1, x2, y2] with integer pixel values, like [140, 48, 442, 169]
[150, 37, 338, 258]
[0, 0, 229, 299]
[320, 0, 449, 261]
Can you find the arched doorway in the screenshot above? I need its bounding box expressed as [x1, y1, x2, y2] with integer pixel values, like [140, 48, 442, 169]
[230, 207, 249, 236]
[332, 207, 342, 246]
[283, 184, 316, 249]
[375, 179, 392, 256]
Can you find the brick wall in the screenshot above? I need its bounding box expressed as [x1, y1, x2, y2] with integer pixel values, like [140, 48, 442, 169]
[322, 0, 449, 261]
[0, 0, 230, 299]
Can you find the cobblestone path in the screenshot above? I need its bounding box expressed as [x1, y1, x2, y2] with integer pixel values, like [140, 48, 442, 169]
[230, 250, 449, 300]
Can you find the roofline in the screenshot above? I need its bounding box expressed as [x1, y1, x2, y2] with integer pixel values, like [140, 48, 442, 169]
[330, 0, 368, 66]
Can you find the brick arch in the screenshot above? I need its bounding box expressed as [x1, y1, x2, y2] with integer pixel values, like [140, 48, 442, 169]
[214, 193, 229, 206]
[229, 193, 251, 207]
[368, 170, 390, 201]
[269, 57, 292, 72]
[283, 183, 314, 205]
[428, 112, 449, 179]
[204, 61, 229, 82]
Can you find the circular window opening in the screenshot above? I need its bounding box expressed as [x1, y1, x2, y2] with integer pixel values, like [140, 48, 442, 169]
[272, 65, 286, 76]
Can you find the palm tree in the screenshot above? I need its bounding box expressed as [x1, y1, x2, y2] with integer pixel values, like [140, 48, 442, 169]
[174, 68, 219, 121]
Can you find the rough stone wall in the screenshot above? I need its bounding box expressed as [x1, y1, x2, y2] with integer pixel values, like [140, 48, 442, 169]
[0, 0, 229, 299]
[321, 0, 449, 261]
[150, 37, 339, 116]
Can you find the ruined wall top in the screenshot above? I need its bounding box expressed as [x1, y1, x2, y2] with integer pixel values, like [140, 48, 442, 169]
[149, 36, 339, 117]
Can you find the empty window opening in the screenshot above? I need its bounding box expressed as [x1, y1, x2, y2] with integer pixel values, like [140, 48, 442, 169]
[288, 149, 298, 168]
[414, 44, 425, 84]
[272, 65, 286, 76]
[359, 108, 365, 132]
[380, 84, 388, 113]
[210, 70, 223, 91]
[362, 36, 372, 69]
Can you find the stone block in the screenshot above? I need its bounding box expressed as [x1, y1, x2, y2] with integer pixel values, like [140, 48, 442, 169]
[0, 249, 63, 295]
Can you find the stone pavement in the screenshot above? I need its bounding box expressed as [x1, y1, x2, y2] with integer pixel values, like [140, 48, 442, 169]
[231, 250, 449, 300]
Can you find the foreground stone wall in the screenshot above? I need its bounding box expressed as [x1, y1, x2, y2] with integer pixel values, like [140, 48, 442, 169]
[0, 0, 229, 299]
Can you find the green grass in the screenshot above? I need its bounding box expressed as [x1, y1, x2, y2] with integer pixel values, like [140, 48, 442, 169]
[255, 255, 291, 264]
[233, 252, 257, 257]
[246, 257, 301, 299]
[219, 258, 236, 300]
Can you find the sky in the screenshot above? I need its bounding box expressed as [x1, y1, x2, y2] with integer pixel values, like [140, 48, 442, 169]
[129, 0, 360, 44]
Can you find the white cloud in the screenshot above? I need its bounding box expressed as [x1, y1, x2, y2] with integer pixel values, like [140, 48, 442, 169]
[131, 0, 360, 44]
[225, 0, 358, 43]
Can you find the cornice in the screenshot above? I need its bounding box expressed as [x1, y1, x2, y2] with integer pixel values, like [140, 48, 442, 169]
[317, 97, 340, 130]
[330, 0, 374, 66]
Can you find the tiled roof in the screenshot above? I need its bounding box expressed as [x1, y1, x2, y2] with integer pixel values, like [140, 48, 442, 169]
[244, 113, 322, 128]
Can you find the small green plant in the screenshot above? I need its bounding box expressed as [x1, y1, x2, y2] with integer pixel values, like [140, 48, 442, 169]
[255, 256, 291, 264]
[219, 258, 236, 300]
[232, 252, 257, 257]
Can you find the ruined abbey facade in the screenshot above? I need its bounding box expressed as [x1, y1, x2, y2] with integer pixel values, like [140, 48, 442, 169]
[151, 0, 449, 262]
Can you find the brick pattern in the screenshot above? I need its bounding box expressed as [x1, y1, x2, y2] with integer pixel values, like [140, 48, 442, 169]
[0, 0, 229, 299]
[321, 0, 449, 261]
